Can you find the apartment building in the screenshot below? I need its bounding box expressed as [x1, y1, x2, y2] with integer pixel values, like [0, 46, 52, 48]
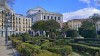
[0, 11, 31, 37]
[12, 14, 31, 34]
[67, 19, 85, 31]
[27, 7, 63, 27]
[0, 10, 14, 37]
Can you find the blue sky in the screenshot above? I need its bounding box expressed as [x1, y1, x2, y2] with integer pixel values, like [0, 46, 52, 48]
[13, 0, 93, 14]
[13, 0, 100, 21]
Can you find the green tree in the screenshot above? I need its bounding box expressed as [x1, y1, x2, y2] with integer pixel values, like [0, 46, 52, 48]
[89, 14, 100, 23]
[32, 20, 60, 38]
[44, 20, 60, 38]
[20, 33, 31, 42]
[31, 20, 46, 31]
[81, 20, 95, 30]
[45, 20, 60, 31]
[79, 20, 97, 38]
[61, 22, 70, 38]
[61, 22, 70, 32]
[67, 30, 79, 38]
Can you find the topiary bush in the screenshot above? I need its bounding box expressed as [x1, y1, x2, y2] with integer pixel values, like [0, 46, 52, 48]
[47, 45, 72, 56]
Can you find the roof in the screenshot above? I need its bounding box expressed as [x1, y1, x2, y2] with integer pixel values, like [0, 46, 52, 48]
[68, 19, 86, 22]
[27, 6, 62, 15]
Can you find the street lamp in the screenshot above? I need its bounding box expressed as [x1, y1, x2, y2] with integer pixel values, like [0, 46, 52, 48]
[2, 10, 11, 46]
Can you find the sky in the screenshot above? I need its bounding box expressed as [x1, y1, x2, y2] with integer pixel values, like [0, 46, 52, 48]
[13, 0, 100, 22]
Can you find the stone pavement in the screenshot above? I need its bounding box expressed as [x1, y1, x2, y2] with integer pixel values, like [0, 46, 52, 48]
[0, 37, 14, 56]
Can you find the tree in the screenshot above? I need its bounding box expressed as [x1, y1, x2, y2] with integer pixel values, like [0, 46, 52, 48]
[31, 20, 46, 31]
[81, 20, 95, 30]
[61, 22, 70, 32]
[45, 20, 60, 31]
[32, 20, 60, 38]
[79, 20, 97, 38]
[61, 22, 70, 38]
[67, 30, 79, 38]
[89, 14, 100, 23]
[20, 33, 31, 42]
[0, 0, 15, 7]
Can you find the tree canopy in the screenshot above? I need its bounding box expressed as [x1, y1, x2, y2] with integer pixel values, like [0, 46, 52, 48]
[81, 20, 95, 30]
[31, 20, 46, 31]
[79, 20, 97, 38]
[89, 14, 100, 23]
[61, 22, 70, 33]
[32, 20, 60, 32]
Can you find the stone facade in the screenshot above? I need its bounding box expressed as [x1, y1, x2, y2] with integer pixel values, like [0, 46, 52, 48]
[12, 14, 31, 34]
[27, 7, 63, 36]
[27, 7, 63, 27]
[67, 19, 85, 31]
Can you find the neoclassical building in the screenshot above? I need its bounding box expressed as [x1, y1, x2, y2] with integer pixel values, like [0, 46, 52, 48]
[27, 7, 63, 36]
[27, 7, 63, 27]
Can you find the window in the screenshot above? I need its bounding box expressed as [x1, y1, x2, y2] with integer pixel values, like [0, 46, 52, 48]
[19, 18, 20, 20]
[58, 17, 60, 20]
[48, 16, 49, 20]
[39, 10, 41, 12]
[51, 16, 53, 19]
[32, 18, 33, 21]
[55, 17, 56, 20]
[44, 16, 46, 19]
[2, 23, 3, 26]
[16, 17, 17, 20]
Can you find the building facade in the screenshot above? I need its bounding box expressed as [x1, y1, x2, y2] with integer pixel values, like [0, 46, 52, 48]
[0, 10, 32, 37]
[27, 7, 63, 36]
[67, 19, 85, 31]
[27, 7, 63, 27]
[12, 14, 31, 34]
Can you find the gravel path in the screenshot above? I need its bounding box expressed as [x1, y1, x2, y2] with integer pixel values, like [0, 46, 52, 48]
[0, 37, 14, 56]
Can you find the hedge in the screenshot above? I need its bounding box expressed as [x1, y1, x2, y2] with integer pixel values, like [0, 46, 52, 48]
[69, 43, 100, 56]
[12, 37, 61, 56]
[55, 39, 71, 45]
[47, 45, 72, 56]
[37, 50, 60, 56]
[11, 38, 22, 48]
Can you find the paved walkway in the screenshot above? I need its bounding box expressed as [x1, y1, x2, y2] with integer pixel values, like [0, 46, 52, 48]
[0, 37, 14, 56]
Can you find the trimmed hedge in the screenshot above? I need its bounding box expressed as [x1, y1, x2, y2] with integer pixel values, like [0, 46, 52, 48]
[55, 39, 71, 45]
[37, 50, 60, 56]
[69, 43, 100, 56]
[11, 37, 61, 56]
[12, 38, 22, 48]
[17, 43, 41, 56]
[47, 45, 72, 56]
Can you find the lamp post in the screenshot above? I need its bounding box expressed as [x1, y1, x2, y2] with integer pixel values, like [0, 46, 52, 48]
[4, 11, 11, 45]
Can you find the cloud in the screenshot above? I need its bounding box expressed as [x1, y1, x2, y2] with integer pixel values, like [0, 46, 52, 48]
[94, 0, 100, 6]
[79, 0, 91, 4]
[63, 7, 100, 22]
[79, 0, 100, 6]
